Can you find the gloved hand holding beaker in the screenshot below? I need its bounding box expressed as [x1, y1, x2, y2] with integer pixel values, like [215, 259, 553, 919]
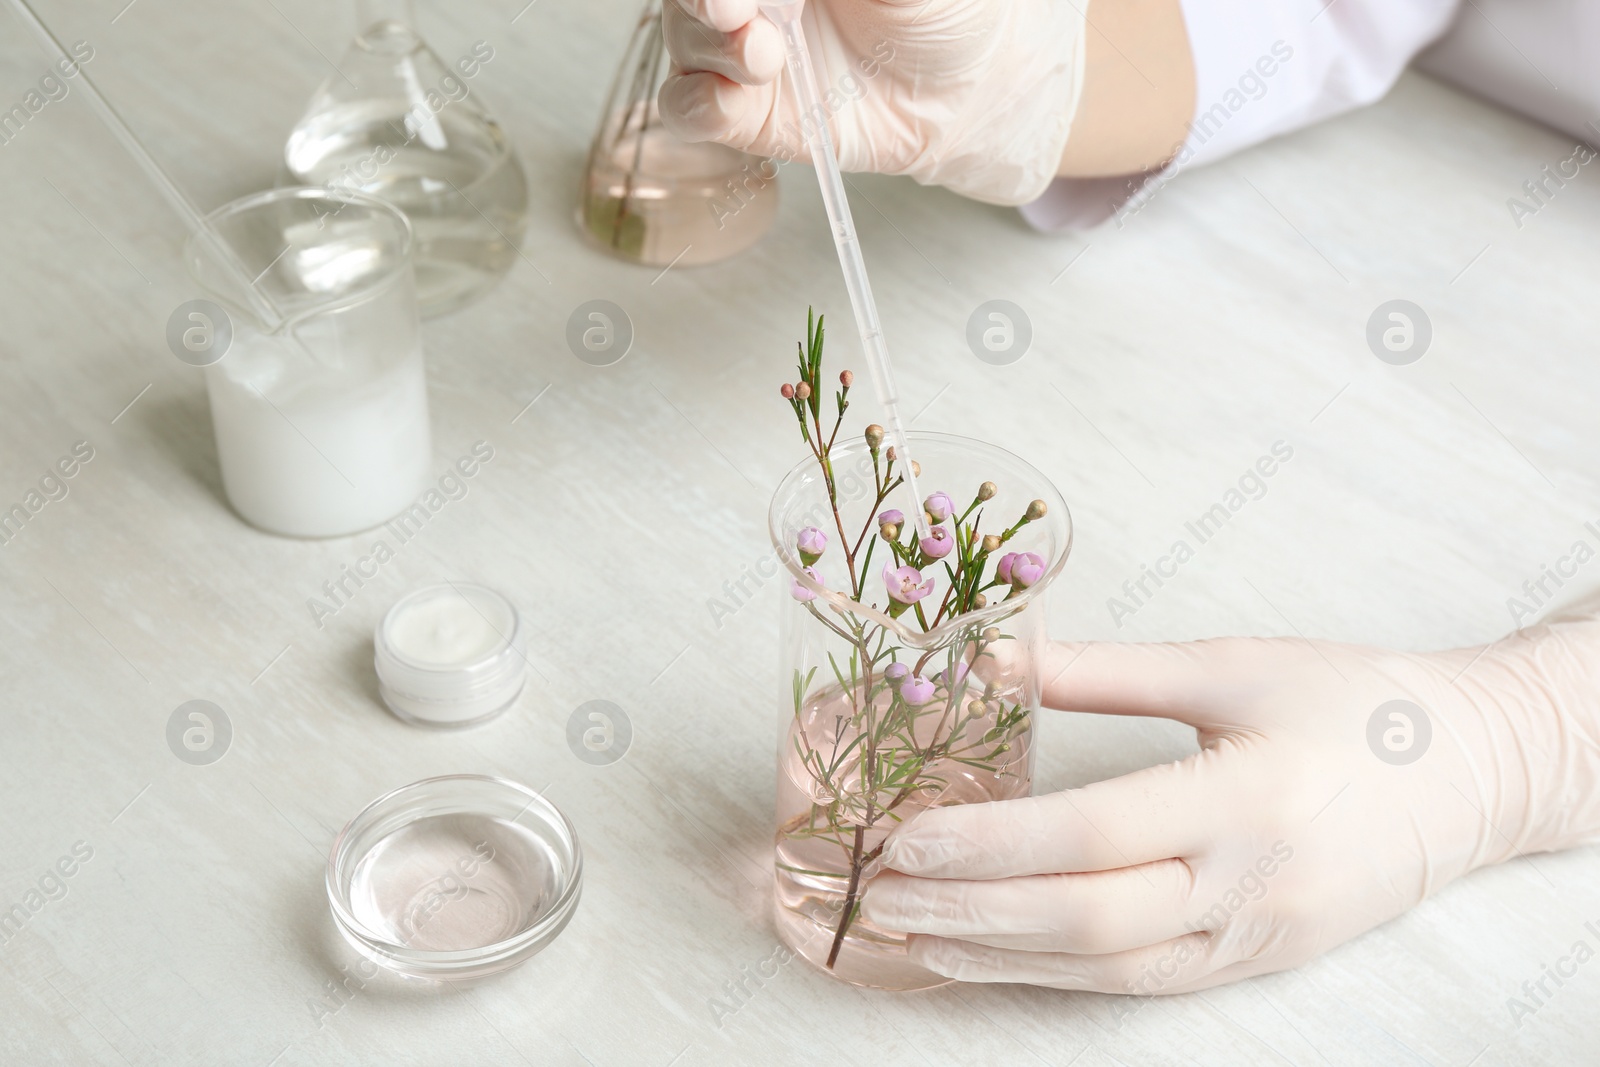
[861, 607, 1600, 992]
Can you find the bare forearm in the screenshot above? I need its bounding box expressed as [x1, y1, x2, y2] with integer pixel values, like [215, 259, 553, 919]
[1058, 0, 1195, 177]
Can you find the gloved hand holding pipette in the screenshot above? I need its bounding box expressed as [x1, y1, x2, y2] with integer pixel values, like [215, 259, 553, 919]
[658, 0, 1196, 205]
[663, 0, 1596, 232]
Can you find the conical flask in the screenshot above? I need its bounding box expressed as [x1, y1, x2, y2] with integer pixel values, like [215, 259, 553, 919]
[580, 0, 779, 267]
[284, 0, 528, 317]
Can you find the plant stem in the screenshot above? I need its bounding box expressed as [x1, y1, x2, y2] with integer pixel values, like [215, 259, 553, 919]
[826, 823, 867, 969]
[815, 443, 859, 594]
[850, 478, 898, 560]
[827, 616, 881, 968]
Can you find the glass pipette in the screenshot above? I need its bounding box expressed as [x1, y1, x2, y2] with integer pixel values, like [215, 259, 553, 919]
[760, 2, 930, 541]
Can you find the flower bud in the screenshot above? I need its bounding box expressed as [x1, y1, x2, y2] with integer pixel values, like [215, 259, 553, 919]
[967, 699, 989, 718]
[911, 460, 921, 477]
[790, 566, 824, 603]
[1005, 553, 1046, 590]
[840, 370, 854, 387]
[879, 523, 900, 542]
[920, 526, 954, 560]
[924, 491, 955, 523]
[978, 481, 997, 501]
[971, 593, 987, 609]
[796, 526, 827, 566]
[865, 424, 884, 449]
[1026, 499, 1048, 521]
[885, 446, 896, 461]
[780, 383, 795, 399]
[981, 534, 1001, 553]
[982, 627, 1001, 643]
[796, 381, 812, 400]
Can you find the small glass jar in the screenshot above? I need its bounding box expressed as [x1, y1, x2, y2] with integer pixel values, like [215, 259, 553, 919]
[374, 583, 527, 727]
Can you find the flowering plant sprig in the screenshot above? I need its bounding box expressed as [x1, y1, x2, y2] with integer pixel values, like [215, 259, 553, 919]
[780, 312, 1047, 624]
[776, 309, 1049, 973]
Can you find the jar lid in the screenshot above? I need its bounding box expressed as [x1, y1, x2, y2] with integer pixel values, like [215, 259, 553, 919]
[374, 583, 527, 728]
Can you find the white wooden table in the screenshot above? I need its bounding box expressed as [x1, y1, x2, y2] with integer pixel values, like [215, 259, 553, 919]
[2, 1, 1598, 1063]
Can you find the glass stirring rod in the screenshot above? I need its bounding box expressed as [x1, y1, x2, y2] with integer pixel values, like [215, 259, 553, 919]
[759, 2, 931, 540]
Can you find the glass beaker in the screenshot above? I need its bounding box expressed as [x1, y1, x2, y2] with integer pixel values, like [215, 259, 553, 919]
[283, 0, 529, 317]
[580, 0, 779, 267]
[186, 187, 432, 539]
[767, 431, 1072, 990]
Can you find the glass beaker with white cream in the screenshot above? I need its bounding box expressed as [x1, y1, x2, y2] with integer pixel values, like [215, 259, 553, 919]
[185, 187, 432, 538]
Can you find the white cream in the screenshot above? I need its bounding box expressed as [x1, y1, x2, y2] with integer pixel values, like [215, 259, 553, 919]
[375, 584, 526, 728]
[386, 586, 510, 667]
[206, 330, 431, 538]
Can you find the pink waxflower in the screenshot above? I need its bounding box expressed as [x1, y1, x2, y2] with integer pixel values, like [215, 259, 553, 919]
[790, 566, 824, 602]
[924, 491, 955, 523]
[884, 663, 910, 685]
[883, 563, 934, 605]
[1007, 552, 1047, 590]
[796, 526, 827, 566]
[920, 525, 954, 560]
[899, 676, 936, 705]
[996, 552, 1018, 585]
[878, 509, 904, 528]
[933, 661, 969, 689]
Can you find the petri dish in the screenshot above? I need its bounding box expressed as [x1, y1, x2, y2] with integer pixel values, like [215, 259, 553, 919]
[327, 775, 582, 980]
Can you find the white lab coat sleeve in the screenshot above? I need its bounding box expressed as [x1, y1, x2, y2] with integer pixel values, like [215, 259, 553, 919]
[1020, 0, 1464, 231]
[1418, 0, 1600, 146]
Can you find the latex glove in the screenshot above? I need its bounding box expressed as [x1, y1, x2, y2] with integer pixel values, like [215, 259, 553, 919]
[859, 606, 1600, 993]
[658, 0, 1088, 206]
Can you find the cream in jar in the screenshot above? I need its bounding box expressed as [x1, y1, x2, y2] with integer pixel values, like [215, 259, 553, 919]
[375, 583, 527, 727]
